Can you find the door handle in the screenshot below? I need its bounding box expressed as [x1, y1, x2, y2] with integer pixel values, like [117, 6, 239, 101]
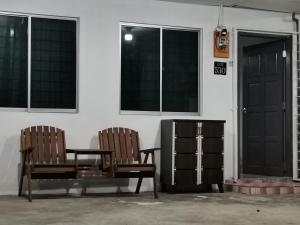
[242, 107, 247, 113]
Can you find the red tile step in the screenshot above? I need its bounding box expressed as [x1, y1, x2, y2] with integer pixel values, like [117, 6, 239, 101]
[224, 178, 300, 195]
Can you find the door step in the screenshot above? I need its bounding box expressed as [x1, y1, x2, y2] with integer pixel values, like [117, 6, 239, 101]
[224, 178, 300, 195]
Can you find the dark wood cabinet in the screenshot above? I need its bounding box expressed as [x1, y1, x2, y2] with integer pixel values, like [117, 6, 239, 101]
[161, 119, 225, 193]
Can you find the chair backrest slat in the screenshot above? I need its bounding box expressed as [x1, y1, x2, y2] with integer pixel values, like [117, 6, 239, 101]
[43, 126, 51, 162]
[112, 127, 121, 162]
[125, 128, 133, 161]
[57, 129, 65, 163]
[50, 127, 57, 163]
[101, 130, 109, 150]
[106, 128, 115, 162]
[37, 126, 44, 162]
[24, 128, 31, 151]
[31, 126, 38, 162]
[21, 128, 31, 162]
[21, 126, 66, 164]
[131, 131, 139, 162]
[119, 128, 127, 161]
[100, 129, 112, 162]
[107, 128, 115, 152]
[99, 127, 140, 163]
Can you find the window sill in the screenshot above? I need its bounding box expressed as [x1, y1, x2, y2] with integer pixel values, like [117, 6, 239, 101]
[119, 110, 200, 116]
[0, 108, 78, 113]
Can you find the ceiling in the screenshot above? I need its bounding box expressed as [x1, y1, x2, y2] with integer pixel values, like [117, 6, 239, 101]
[159, 0, 300, 14]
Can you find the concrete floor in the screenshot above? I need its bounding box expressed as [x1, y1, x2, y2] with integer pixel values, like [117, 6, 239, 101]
[0, 192, 300, 225]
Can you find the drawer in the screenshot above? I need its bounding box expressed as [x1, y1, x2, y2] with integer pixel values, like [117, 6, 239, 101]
[175, 138, 197, 153]
[175, 154, 197, 169]
[175, 170, 197, 185]
[175, 122, 197, 137]
[201, 123, 224, 137]
[202, 169, 223, 184]
[202, 138, 223, 153]
[202, 154, 223, 168]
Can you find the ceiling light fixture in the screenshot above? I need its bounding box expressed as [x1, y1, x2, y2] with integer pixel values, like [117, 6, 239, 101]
[10, 28, 15, 37]
[124, 33, 133, 41]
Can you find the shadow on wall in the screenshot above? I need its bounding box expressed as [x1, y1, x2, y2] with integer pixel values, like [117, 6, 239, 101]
[0, 135, 20, 194]
[137, 124, 161, 191]
[89, 135, 99, 149]
[154, 124, 161, 187]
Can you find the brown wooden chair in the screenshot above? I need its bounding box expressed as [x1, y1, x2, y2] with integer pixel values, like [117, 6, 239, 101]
[19, 126, 77, 201]
[98, 127, 160, 198]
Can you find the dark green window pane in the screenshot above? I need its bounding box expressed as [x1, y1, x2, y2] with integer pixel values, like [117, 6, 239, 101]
[121, 26, 160, 111]
[31, 18, 76, 109]
[0, 15, 28, 108]
[162, 29, 199, 112]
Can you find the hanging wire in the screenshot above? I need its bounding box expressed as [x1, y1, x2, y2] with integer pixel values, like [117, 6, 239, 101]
[221, 4, 223, 27]
[217, 4, 221, 28]
[217, 2, 224, 30]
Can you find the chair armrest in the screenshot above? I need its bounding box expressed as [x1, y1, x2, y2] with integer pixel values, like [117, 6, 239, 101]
[66, 148, 73, 153]
[140, 148, 160, 164]
[19, 147, 33, 153]
[139, 148, 160, 154]
[99, 150, 113, 155]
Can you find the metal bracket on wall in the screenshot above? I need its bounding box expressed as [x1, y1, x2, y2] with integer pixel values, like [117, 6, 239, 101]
[197, 122, 202, 185]
[171, 122, 176, 185]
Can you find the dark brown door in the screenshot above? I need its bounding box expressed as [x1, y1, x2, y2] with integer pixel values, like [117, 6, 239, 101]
[242, 40, 286, 176]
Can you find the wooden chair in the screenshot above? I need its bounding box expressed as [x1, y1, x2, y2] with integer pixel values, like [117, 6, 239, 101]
[19, 126, 76, 201]
[98, 127, 160, 198]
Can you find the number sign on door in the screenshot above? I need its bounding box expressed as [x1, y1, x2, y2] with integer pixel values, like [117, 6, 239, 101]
[214, 61, 227, 75]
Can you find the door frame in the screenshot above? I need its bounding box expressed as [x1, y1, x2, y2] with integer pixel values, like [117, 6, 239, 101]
[237, 31, 293, 178]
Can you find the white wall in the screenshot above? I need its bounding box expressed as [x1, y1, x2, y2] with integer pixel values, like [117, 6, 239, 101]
[0, 0, 295, 195]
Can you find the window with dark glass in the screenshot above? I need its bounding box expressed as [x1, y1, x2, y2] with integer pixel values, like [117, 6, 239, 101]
[0, 15, 28, 108]
[0, 14, 77, 111]
[121, 26, 160, 111]
[31, 18, 76, 109]
[162, 29, 198, 112]
[120, 24, 199, 113]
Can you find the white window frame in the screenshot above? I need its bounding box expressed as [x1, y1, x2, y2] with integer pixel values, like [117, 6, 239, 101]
[0, 11, 79, 113]
[119, 22, 202, 116]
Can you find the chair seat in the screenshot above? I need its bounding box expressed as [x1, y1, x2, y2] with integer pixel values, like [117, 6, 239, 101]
[31, 164, 76, 173]
[32, 167, 75, 173]
[115, 164, 155, 173]
[30, 164, 77, 179]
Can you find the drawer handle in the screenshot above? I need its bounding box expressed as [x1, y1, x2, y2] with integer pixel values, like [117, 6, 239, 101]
[197, 127, 201, 136]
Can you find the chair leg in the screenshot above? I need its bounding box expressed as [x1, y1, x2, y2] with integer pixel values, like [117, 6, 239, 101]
[18, 154, 26, 197]
[27, 167, 32, 202]
[153, 173, 158, 199]
[135, 177, 143, 194]
[18, 173, 24, 197]
[81, 186, 87, 195]
[218, 183, 224, 193]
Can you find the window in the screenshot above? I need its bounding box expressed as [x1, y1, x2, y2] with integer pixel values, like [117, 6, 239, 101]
[0, 15, 28, 108]
[121, 24, 199, 114]
[121, 26, 160, 111]
[162, 29, 199, 112]
[31, 18, 76, 109]
[0, 14, 77, 111]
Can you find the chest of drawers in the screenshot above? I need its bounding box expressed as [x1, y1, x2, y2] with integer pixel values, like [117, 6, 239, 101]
[161, 119, 225, 193]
